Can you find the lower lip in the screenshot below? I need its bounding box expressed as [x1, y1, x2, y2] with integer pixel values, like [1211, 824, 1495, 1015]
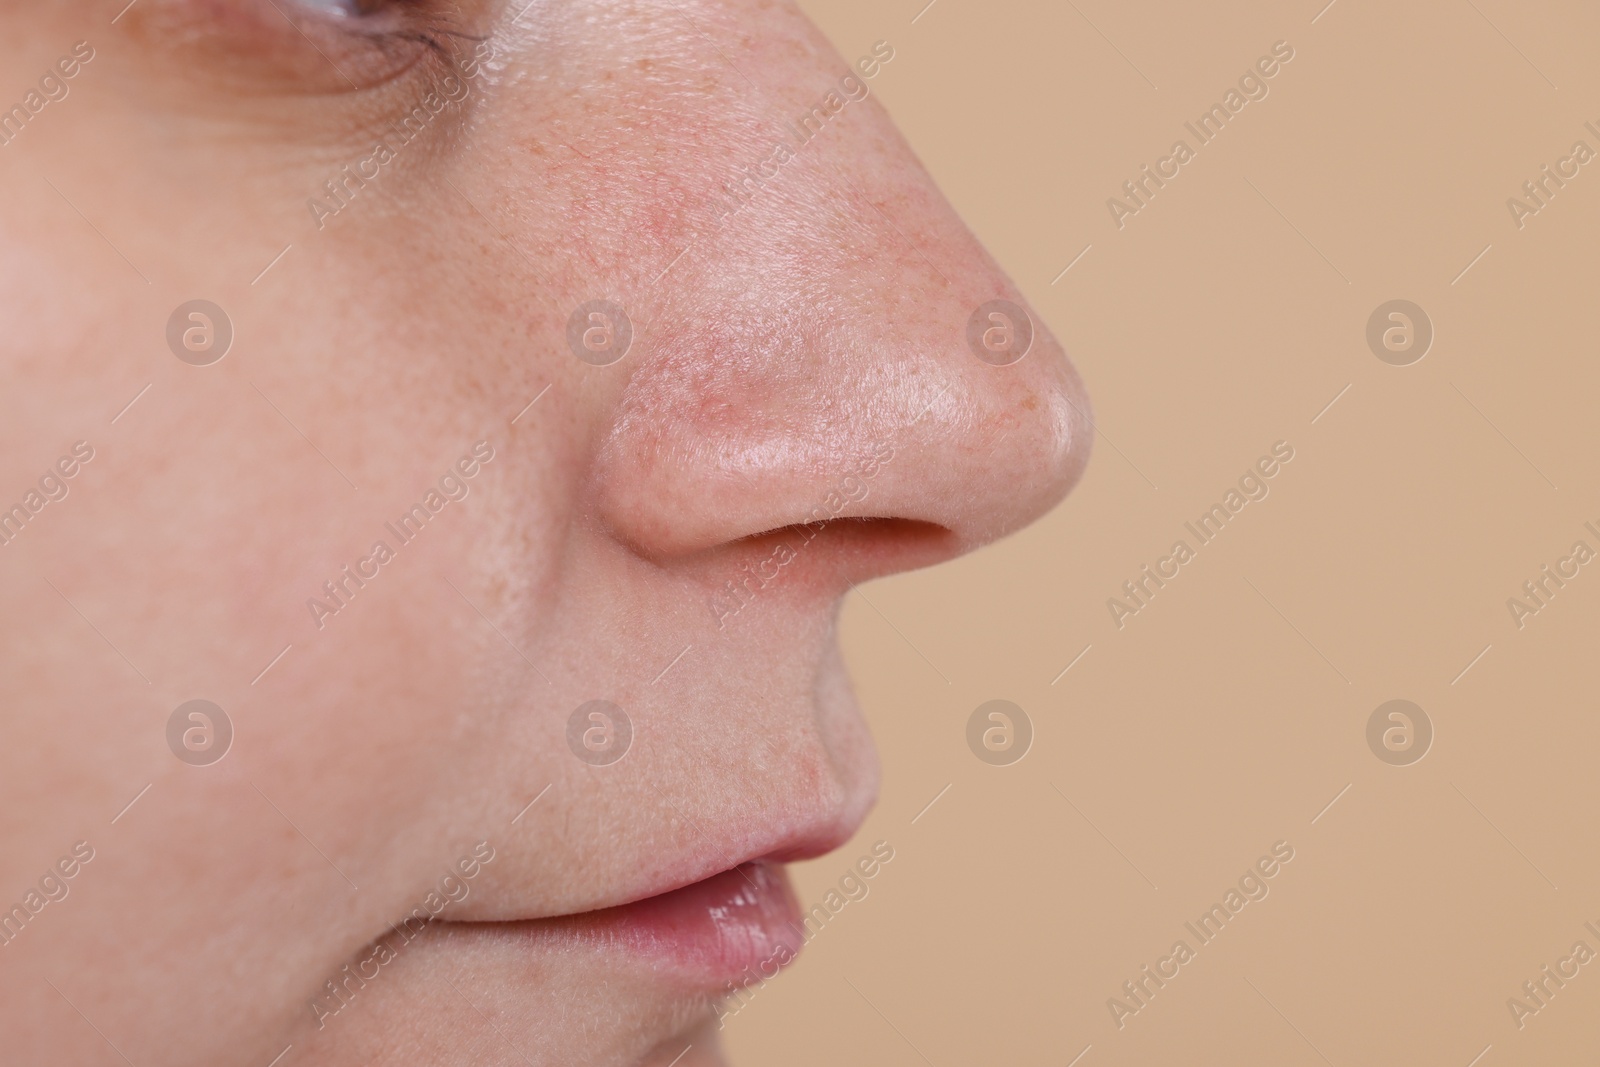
[527, 862, 805, 987]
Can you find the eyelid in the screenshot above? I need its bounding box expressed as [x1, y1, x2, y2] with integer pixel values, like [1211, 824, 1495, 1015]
[176, 0, 464, 94]
[295, 0, 362, 14]
[295, 0, 396, 20]
[289, 1, 490, 83]
[120, 0, 492, 101]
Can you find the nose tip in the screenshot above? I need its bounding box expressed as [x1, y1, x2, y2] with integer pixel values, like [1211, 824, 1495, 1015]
[592, 295, 1090, 575]
[586, 7, 1092, 567]
[593, 273, 1092, 565]
[900, 302, 1095, 551]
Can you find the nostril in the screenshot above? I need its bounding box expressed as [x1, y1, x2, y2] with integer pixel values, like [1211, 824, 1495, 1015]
[739, 516, 952, 550]
[734, 517, 957, 570]
[689, 518, 960, 623]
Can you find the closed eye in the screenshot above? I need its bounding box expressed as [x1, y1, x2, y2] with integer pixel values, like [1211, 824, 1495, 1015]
[126, 0, 495, 96]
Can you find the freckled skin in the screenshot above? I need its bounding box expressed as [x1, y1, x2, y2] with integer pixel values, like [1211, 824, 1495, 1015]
[0, 1, 1088, 1065]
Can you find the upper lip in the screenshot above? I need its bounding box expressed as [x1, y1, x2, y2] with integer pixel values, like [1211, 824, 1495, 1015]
[435, 564, 880, 929]
[523, 672, 874, 922]
[437, 774, 869, 928]
[513, 823, 858, 925]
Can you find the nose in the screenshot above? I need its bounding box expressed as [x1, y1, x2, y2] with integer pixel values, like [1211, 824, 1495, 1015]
[591, 10, 1092, 570]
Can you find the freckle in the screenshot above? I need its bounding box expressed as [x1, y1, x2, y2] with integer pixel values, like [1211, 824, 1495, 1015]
[1022, 394, 1039, 411]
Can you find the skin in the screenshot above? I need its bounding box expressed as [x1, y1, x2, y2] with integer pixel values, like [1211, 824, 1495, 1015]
[0, 1, 1089, 1063]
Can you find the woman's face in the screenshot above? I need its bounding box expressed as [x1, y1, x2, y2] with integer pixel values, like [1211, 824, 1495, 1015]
[0, 1, 1087, 1063]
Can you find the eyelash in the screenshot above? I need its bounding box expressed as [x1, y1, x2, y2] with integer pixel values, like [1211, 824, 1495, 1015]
[372, 23, 482, 61]
[313, 2, 448, 47]
[295, 0, 488, 86]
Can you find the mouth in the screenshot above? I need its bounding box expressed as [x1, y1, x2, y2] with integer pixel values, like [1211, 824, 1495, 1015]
[454, 861, 805, 990]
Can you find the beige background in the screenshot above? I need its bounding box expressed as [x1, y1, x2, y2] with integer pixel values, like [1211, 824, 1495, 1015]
[729, 1, 1600, 1064]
